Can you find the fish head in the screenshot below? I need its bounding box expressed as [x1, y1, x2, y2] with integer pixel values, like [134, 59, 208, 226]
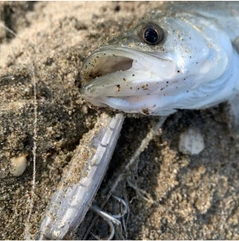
[80, 9, 232, 116]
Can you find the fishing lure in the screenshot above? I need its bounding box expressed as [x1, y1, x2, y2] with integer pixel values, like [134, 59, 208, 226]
[36, 113, 124, 239]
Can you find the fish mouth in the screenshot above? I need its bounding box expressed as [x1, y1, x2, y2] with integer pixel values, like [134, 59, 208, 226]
[80, 45, 176, 113]
[80, 49, 133, 84]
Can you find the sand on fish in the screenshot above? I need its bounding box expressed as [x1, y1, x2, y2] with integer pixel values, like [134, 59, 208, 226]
[0, 2, 239, 239]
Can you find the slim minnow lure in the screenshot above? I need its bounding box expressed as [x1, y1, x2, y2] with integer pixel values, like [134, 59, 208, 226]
[36, 113, 124, 240]
[81, 2, 239, 117]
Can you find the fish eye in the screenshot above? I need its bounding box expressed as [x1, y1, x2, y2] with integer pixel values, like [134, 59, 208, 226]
[141, 23, 164, 45]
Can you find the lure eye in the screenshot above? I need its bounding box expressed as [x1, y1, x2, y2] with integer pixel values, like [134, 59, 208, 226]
[141, 23, 164, 45]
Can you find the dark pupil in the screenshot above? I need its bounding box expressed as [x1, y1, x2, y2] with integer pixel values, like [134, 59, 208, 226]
[144, 28, 158, 44]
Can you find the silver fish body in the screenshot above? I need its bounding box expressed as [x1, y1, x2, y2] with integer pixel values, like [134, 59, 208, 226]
[81, 2, 239, 116]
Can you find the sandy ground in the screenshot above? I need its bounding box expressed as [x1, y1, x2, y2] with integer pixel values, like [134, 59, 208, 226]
[0, 2, 239, 240]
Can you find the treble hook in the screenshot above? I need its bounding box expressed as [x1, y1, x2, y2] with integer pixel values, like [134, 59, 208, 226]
[90, 205, 117, 240]
[111, 195, 129, 219]
[89, 195, 129, 240]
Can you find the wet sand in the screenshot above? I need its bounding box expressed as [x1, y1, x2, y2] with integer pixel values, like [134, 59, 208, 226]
[0, 2, 239, 239]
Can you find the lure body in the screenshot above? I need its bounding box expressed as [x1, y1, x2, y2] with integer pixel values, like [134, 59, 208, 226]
[36, 113, 124, 239]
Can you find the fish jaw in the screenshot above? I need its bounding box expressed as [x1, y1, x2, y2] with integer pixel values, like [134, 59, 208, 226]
[81, 45, 177, 114]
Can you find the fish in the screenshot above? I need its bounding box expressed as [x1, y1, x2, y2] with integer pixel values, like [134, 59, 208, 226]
[81, 2, 239, 117]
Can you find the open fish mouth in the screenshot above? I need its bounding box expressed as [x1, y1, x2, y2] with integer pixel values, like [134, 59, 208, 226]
[80, 48, 134, 84]
[80, 45, 176, 111]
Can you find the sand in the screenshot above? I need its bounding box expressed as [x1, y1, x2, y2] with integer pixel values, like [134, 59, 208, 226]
[0, 2, 239, 239]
